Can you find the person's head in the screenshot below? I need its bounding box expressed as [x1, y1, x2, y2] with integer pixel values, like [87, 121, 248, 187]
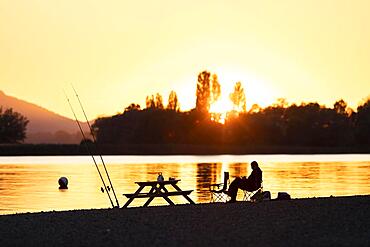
[251, 161, 259, 170]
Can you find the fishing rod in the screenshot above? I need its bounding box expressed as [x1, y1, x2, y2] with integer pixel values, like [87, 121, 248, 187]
[71, 85, 120, 208]
[64, 90, 115, 208]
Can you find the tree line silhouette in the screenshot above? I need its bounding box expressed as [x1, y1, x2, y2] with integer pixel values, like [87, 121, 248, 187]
[92, 71, 370, 147]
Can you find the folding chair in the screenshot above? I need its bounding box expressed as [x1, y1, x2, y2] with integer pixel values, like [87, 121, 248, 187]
[209, 172, 230, 202]
[243, 182, 263, 202]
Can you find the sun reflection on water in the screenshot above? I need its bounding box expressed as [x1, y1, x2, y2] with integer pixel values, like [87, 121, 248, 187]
[0, 155, 369, 214]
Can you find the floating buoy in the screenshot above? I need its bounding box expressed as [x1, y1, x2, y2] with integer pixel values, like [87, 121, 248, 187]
[58, 177, 68, 189]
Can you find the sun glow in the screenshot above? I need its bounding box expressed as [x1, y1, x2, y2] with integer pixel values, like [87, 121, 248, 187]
[175, 69, 277, 123]
[210, 96, 234, 113]
[209, 97, 233, 124]
[209, 69, 277, 118]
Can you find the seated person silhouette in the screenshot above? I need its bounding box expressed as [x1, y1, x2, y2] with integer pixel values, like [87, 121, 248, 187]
[227, 161, 262, 203]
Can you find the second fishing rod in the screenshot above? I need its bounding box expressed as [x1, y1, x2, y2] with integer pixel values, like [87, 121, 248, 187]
[64, 91, 115, 208]
[71, 85, 120, 208]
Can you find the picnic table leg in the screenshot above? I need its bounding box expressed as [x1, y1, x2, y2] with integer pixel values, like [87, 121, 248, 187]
[123, 185, 145, 208]
[172, 184, 195, 204]
[143, 186, 156, 207]
[158, 185, 175, 206]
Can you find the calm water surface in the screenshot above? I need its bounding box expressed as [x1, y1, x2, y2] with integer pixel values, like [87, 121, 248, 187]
[0, 154, 369, 215]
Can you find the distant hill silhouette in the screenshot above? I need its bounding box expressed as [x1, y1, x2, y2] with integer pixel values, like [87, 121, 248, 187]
[0, 90, 88, 143]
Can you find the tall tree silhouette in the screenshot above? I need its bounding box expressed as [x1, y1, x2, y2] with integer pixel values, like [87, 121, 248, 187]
[196, 71, 211, 112]
[229, 81, 246, 112]
[196, 71, 222, 112]
[167, 90, 180, 111]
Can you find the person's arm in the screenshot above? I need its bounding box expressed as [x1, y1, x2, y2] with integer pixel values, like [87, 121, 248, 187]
[254, 170, 262, 187]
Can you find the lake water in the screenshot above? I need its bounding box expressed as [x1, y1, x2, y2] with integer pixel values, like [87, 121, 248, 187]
[0, 154, 369, 215]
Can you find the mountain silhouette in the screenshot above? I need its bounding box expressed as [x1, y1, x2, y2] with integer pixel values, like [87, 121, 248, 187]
[0, 90, 88, 143]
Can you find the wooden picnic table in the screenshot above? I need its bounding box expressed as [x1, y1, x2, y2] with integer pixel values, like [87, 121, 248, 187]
[122, 179, 195, 208]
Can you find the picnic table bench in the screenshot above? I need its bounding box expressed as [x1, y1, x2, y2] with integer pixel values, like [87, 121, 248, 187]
[122, 180, 195, 208]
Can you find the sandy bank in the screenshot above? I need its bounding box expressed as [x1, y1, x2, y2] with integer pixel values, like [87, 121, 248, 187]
[0, 196, 369, 246]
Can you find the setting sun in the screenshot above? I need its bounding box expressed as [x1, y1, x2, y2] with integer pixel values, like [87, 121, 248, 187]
[210, 97, 233, 114]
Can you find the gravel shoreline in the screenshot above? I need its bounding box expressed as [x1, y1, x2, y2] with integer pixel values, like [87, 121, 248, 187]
[1, 195, 369, 246]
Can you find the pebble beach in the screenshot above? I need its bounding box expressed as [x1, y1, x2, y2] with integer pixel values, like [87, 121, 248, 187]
[0, 195, 369, 246]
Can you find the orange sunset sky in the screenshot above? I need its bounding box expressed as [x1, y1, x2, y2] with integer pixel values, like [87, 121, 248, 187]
[1, 0, 369, 119]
